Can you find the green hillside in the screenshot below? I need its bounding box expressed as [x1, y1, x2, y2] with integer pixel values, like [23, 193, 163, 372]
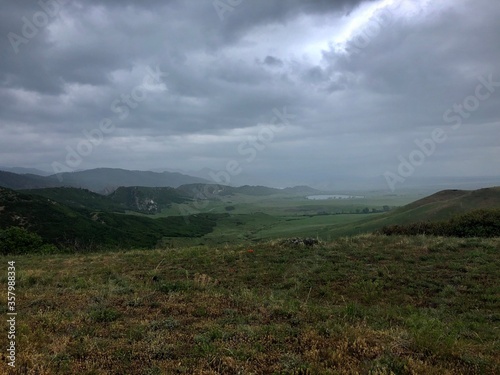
[0, 187, 223, 250]
[108, 186, 191, 214]
[324, 187, 500, 237]
[21, 187, 125, 212]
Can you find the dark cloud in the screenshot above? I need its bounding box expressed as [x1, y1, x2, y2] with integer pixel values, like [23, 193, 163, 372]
[0, 0, 499, 188]
[263, 56, 284, 67]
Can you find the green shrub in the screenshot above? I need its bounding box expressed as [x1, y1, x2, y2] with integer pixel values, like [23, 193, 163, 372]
[378, 209, 500, 238]
[89, 307, 121, 323]
[0, 227, 44, 254]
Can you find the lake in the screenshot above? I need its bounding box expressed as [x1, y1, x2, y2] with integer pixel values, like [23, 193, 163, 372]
[306, 194, 365, 200]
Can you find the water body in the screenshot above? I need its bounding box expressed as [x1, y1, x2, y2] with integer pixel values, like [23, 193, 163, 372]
[306, 194, 365, 200]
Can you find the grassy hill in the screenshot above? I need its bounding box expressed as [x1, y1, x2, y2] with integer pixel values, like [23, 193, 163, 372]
[108, 186, 191, 214]
[323, 187, 500, 238]
[401, 187, 500, 221]
[1, 235, 498, 373]
[21, 187, 125, 213]
[0, 187, 223, 250]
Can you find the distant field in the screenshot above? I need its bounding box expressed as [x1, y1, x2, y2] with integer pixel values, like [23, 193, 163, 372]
[1, 235, 498, 374]
[155, 192, 423, 245]
[161, 192, 422, 217]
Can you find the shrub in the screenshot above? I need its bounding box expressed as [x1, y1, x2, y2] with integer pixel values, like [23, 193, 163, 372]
[378, 209, 500, 238]
[0, 227, 44, 255]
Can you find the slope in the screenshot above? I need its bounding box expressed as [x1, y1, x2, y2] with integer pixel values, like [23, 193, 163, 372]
[325, 187, 500, 237]
[54, 168, 210, 193]
[0, 187, 222, 249]
[21, 187, 125, 212]
[108, 186, 191, 214]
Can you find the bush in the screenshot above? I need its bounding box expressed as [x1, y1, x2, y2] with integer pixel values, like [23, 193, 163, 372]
[378, 209, 500, 238]
[448, 209, 500, 237]
[0, 227, 45, 255]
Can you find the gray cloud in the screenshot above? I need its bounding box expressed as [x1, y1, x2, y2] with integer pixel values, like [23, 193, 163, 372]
[1, 0, 499, 188]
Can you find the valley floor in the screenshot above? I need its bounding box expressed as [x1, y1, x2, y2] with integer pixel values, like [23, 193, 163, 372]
[1, 235, 499, 374]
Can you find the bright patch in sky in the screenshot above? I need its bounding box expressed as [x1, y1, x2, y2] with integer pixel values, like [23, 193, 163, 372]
[323, 0, 446, 55]
[334, 0, 396, 46]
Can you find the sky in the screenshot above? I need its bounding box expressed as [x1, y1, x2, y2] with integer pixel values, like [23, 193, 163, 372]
[1, 0, 499, 189]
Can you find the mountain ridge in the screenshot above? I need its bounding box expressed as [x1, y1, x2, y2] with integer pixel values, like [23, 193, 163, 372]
[0, 168, 210, 193]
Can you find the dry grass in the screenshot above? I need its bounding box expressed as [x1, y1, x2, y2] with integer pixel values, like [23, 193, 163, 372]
[0, 235, 499, 374]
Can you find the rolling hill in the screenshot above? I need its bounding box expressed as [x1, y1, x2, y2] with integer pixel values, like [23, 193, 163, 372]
[20, 187, 126, 213]
[0, 187, 223, 249]
[0, 167, 52, 176]
[0, 171, 61, 190]
[108, 186, 191, 213]
[381, 187, 500, 224]
[54, 168, 210, 193]
[326, 187, 500, 237]
[176, 183, 321, 199]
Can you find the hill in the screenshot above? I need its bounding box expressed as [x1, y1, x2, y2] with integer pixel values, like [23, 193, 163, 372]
[54, 168, 211, 193]
[20, 187, 125, 213]
[0, 168, 210, 193]
[176, 183, 320, 199]
[108, 186, 191, 214]
[0, 167, 52, 176]
[382, 187, 500, 224]
[323, 187, 500, 237]
[52, 168, 211, 193]
[0, 171, 61, 190]
[0, 187, 222, 249]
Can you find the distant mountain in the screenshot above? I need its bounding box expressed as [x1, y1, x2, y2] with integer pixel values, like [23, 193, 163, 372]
[53, 168, 211, 193]
[0, 171, 61, 190]
[0, 168, 210, 193]
[177, 184, 320, 198]
[0, 167, 52, 176]
[282, 185, 321, 195]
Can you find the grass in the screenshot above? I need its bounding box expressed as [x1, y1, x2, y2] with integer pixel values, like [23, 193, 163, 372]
[1, 235, 498, 374]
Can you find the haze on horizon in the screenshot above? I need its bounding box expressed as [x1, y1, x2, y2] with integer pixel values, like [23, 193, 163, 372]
[1, 0, 499, 190]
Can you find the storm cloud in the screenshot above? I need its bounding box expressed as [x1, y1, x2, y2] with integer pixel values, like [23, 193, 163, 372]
[1, 0, 499, 189]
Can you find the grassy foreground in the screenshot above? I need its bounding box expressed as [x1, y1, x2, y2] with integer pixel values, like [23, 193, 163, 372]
[1, 235, 499, 374]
